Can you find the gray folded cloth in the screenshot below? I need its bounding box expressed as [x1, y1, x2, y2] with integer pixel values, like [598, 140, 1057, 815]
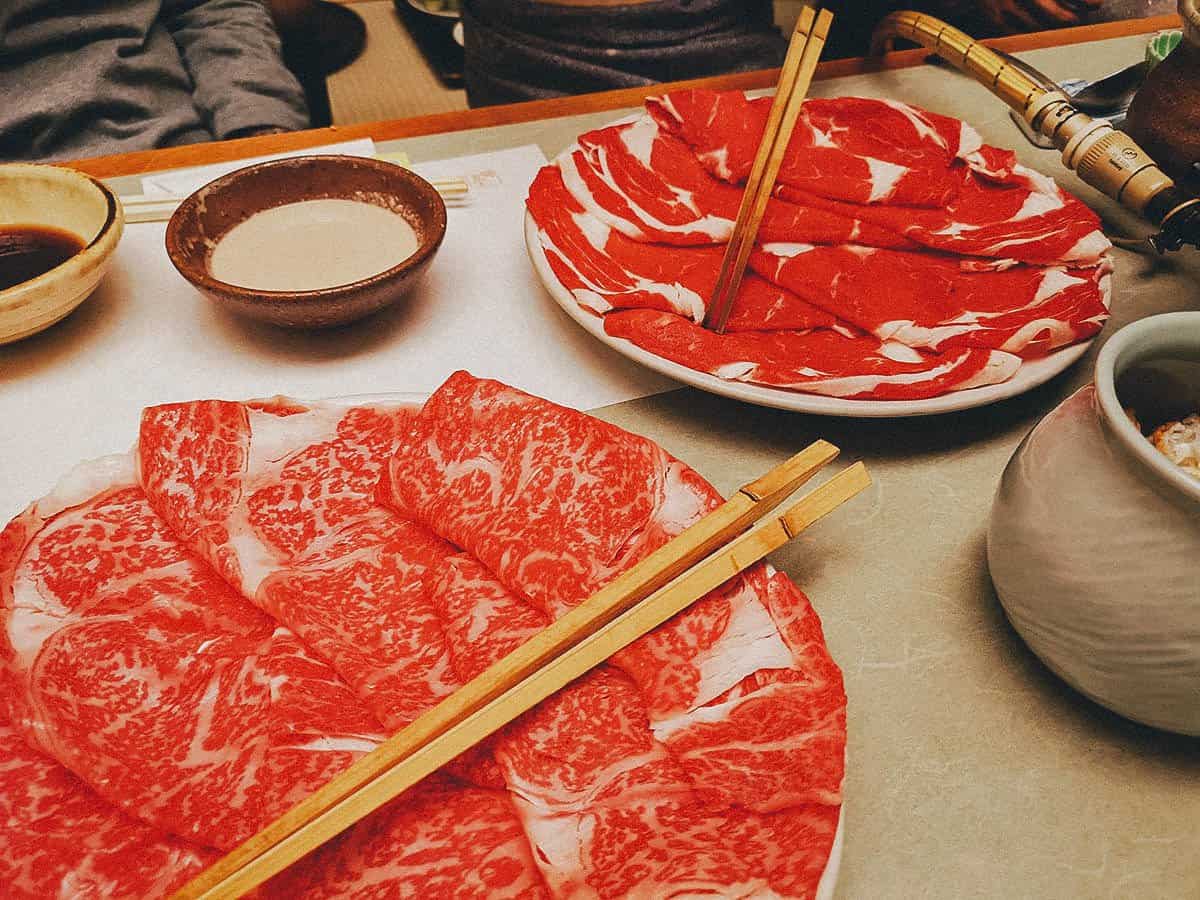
[462, 0, 787, 107]
[0, 0, 309, 163]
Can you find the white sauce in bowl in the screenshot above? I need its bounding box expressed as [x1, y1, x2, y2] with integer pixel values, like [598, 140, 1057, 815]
[208, 199, 419, 291]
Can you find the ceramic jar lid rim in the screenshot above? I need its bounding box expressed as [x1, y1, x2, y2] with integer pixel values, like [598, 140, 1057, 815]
[1094, 311, 1200, 505]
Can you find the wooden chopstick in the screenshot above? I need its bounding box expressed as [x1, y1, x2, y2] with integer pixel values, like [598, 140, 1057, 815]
[706, 7, 834, 333]
[706, 5, 817, 331]
[172, 443, 867, 900]
[714, 9, 832, 332]
[119, 179, 471, 224]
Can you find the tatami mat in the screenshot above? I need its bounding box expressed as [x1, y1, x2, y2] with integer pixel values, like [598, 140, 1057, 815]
[326, 0, 467, 125]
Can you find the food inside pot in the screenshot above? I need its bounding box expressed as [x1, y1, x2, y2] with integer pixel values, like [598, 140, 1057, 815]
[1117, 358, 1200, 480]
[1149, 414, 1200, 476]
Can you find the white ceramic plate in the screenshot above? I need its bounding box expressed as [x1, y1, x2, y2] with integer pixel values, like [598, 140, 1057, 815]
[525, 125, 1095, 417]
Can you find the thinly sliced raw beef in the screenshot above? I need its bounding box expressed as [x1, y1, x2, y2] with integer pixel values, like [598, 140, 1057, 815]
[776, 171, 1109, 266]
[136, 398, 403, 596]
[381, 371, 720, 640]
[753, 243, 1112, 357]
[433, 553, 548, 681]
[137, 399, 464, 733]
[497, 661, 841, 899]
[603, 309, 1020, 399]
[561, 116, 916, 249]
[656, 567, 847, 812]
[0, 671, 544, 900]
[0, 712, 215, 899]
[0, 455, 384, 849]
[263, 774, 549, 899]
[529, 166, 835, 330]
[647, 90, 1110, 265]
[562, 117, 733, 245]
[138, 397, 518, 791]
[430, 540, 841, 898]
[648, 90, 986, 207]
[380, 373, 846, 812]
[563, 112, 1106, 268]
[3, 380, 855, 896]
[137, 386, 847, 895]
[529, 91, 1114, 400]
[1, 698, 543, 900]
[3, 416, 549, 894]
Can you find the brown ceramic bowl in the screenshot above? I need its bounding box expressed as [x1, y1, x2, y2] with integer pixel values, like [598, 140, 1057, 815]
[165, 155, 446, 329]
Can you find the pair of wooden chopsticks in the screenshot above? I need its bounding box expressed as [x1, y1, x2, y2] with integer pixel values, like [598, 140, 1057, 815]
[705, 5, 834, 333]
[172, 444, 869, 899]
[119, 178, 471, 224]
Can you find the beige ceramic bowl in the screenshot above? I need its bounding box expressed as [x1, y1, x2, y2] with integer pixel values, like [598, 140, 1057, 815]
[165, 155, 447, 329]
[988, 312, 1200, 734]
[0, 164, 124, 345]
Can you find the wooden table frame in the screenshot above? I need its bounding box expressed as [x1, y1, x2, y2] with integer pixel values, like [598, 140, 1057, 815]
[61, 15, 1178, 180]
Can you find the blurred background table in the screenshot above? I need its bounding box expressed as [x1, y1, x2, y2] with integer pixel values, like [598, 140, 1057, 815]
[325, 0, 469, 122]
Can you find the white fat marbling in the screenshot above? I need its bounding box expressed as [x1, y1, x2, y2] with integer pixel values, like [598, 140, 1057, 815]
[559, 136, 732, 242]
[296, 735, 384, 754]
[618, 117, 659, 167]
[760, 242, 816, 258]
[656, 461, 711, 533]
[1012, 188, 1065, 221]
[865, 157, 908, 202]
[1034, 268, 1086, 303]
[686, 587, 797, 712]
[539, 226, 705, 323]
[1066, 230, 1113, 263]
[571, 210, 612, 252]
[36, 452, 136, 519]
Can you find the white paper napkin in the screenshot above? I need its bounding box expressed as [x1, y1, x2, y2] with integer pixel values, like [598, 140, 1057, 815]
[0, 144, 673, 521]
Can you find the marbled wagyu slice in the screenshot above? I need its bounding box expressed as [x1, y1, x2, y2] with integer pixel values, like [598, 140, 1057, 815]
[380, 372, 847, 817]
[561, 115, 916, 249]
[529, 165, 835, 330]
[752, 242, 1111, 357]
[137, 398, 465, 734]
[648, 90, 983, 206]
[603, 309, 1020, 400]
[0, 711, 215, 900]
[0, 455, 384, 849]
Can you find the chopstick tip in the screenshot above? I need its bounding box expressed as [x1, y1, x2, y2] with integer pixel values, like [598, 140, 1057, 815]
[779, 460, 871, 537]
[740, 440, 840, 502]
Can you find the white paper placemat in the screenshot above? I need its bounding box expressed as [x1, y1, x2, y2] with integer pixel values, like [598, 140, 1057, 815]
[139, 138, 378, 196]
[0, 145, 673, 521]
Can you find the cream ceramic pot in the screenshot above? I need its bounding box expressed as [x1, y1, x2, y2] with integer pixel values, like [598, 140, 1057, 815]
[988, 312, 1200, 735]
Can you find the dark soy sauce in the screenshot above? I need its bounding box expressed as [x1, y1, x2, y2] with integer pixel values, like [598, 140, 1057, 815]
[0, 225, 86, 291]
